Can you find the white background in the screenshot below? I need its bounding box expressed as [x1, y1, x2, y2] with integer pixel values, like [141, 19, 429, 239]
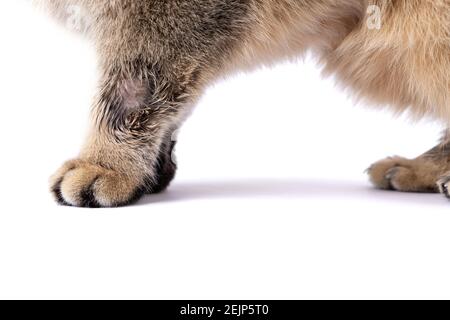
[1, 1, 450, 299]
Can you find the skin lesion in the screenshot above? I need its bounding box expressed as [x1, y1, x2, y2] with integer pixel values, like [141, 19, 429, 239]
[118, 79, 151, 111]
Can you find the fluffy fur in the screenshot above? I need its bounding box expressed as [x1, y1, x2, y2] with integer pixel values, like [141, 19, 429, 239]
[35, 0, 450, 207]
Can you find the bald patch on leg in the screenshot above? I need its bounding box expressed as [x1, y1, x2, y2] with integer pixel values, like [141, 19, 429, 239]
[119, 79, 150, 110]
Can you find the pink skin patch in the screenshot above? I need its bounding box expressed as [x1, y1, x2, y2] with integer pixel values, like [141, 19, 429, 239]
[119, 79, 149, 110]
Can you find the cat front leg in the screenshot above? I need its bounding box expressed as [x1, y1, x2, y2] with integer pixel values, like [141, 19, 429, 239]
[50, 59, 193, 207]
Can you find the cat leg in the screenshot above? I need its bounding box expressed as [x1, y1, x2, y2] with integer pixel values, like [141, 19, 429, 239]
[50, 60, 191, 207]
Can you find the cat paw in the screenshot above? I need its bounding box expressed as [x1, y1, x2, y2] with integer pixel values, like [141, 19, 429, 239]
[367, 156, 437, 193]
[50, 159, 145, 208]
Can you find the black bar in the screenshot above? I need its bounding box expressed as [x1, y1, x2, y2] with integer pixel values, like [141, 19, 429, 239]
[0, 299, 435, 318]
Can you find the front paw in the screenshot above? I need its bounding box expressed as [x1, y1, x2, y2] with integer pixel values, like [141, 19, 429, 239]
[50, 159, 145, 208]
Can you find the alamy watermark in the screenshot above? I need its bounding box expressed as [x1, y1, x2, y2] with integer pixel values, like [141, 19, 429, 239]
[367, 4, 383, 30]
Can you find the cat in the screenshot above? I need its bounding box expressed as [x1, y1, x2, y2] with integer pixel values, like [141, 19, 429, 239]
[35, 0, 450, 207]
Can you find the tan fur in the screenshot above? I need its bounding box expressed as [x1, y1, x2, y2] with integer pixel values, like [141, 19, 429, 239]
[35, 0, 450, 207]
[326, 0, 450, 121]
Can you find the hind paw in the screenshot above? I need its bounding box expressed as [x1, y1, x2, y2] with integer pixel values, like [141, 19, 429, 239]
[367, 157, 438, 193]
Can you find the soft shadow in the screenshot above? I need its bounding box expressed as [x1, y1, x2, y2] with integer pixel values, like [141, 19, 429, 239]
[137, 178, 445, 206]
